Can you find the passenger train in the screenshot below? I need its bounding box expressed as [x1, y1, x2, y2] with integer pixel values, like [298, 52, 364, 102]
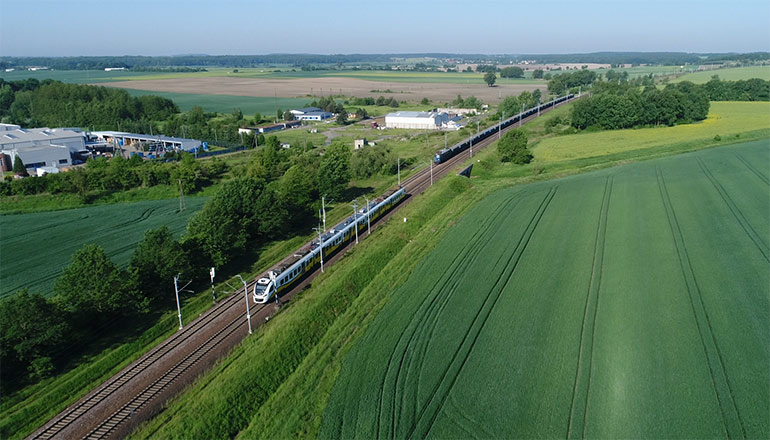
[433, 94, 574, 164]
[253, 187, 406, 303]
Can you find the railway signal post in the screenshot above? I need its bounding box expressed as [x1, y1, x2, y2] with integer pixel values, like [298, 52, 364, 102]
[236, 275, 253, 334]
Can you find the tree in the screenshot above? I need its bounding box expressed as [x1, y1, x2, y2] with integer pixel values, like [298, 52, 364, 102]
[12, 155, 27, 175]
[185, 176, 264, 266]
[318, 143, 351, 200]
[354, 108, 368, 119]
[336, 111, 348, 125]
[500, 66, 524, 78]
[484, 72, 497, 87]
[0, 290, 69, 380]
[254, 112, 262, 124]
[231, 108, 243, 122]
[421, 97, 430, 105]
[53, 244, 143, 324]
[497, 129, 532, 164]
[533, 69, 544, 79]
[276, 108, 283, 121]
[129, 226, 191, 303]
[283, 110, 295, 121]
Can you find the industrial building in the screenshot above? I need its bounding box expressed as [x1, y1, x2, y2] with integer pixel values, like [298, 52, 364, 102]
[290, 107, 333, 121]
[0, 124, 86, 170]
[385, 111, 450, 130]
[90, 131, 201, 152]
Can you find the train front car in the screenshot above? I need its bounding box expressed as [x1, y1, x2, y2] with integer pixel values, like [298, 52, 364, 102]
[253, 274, 275, 304]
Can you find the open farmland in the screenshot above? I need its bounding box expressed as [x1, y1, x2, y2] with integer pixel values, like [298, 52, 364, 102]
[0, 197, 206, 298]
[121, 88, 311, 114]
[533, 101, 770, 163]
[673, 66, 770, 83]
[100, 76, 545, 104]
[321, 140, 770, 438]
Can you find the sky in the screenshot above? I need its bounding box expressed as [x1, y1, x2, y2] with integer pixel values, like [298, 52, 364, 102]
[1, 0, 769, 57]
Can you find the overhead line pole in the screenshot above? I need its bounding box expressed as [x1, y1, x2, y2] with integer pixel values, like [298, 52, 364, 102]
[235, 275, 253, 334]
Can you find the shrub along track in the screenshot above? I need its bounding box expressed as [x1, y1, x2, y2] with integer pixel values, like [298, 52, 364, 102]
[27, 98, 574, 440]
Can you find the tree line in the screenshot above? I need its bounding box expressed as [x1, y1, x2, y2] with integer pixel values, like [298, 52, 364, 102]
[0, 79, 178, 130]
[0, 152, 227, 199]
[570, 77, 769, 130]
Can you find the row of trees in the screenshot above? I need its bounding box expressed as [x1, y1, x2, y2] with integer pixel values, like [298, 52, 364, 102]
[0, 79, 179, 129]
[547, 70, 598, 94]
[0, 153, 227, 198]
[571, 85, 710, 129]
[497, 89, 543, 118]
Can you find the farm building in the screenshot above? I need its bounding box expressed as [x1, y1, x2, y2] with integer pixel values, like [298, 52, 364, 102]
[385, 111, 450, 130]
[290, 107, 333, 121]
[91, 131, 202, 152]
[0, 124, 86, 170]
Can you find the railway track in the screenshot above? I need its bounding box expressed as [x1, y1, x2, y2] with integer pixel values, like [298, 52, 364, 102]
[28, 96, 574, 440]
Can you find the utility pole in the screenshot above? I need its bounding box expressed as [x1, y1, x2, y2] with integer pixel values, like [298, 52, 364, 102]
[397, 157, 401, 186]
[178, 179, 185, 211]
[537, 99, 541, 117]
[236, 275, 252, 334]
[499, 111, 504, 140]
[430, 158, 433, 185]
[313, 226, 324, 272]
[351, 202, 359, 244]
[173, 275, 183, 330]
[364, 196, 371, 235]
[520, 103, 524, 127]
[321, 195, 327, 232]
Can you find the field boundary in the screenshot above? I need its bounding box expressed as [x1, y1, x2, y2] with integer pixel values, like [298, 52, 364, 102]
[656, 166, 746, 439]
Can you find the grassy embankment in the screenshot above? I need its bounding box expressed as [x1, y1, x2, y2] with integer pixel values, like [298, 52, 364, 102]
[127, 101, 769, 439]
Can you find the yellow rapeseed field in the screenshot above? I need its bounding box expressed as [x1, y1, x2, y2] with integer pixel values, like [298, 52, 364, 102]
[534, 101, 770, 162]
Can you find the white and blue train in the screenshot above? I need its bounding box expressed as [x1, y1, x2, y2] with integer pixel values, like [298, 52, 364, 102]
[433, 94, 574, 164]
[253, 187, 406, 303]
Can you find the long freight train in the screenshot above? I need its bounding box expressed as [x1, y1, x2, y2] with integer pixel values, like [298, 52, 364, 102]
[253, 187, 406, 303]
[434, 94, 574, 164]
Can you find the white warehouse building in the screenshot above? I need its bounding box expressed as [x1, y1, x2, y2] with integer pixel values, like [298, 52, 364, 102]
[0, 124, 86, 170]
[385, 111, 450, 130]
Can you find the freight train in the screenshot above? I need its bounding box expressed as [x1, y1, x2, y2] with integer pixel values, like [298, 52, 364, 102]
[433, 94, 574, 164]
[253, 187, 406, 303]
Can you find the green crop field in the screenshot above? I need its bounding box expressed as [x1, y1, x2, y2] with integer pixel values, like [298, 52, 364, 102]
[533, 101, 770, 163]
[0, 197, 206, 298]
[321, 140, 770, 438]
[121, 88, 312, 115]
[673, 66, 770, 83]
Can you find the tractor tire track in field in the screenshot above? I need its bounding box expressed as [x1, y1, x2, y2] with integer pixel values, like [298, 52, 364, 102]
[398, 194, 526, 434]
[406, 187, 558, 440]
[735, 153, 770, 186]
[697, 158, 770, 262]
[375, 192, 524, 439]
[566, 176, 613, 439]
[656, 166, 747, 440]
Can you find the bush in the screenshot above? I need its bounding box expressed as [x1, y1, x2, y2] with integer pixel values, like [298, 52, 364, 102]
[497, 129, 533, 164]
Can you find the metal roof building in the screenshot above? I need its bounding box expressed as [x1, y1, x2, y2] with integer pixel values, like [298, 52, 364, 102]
[0, 125, 85, 170]
[385, 111, 449, 130]
[91, 131, 202, 152]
